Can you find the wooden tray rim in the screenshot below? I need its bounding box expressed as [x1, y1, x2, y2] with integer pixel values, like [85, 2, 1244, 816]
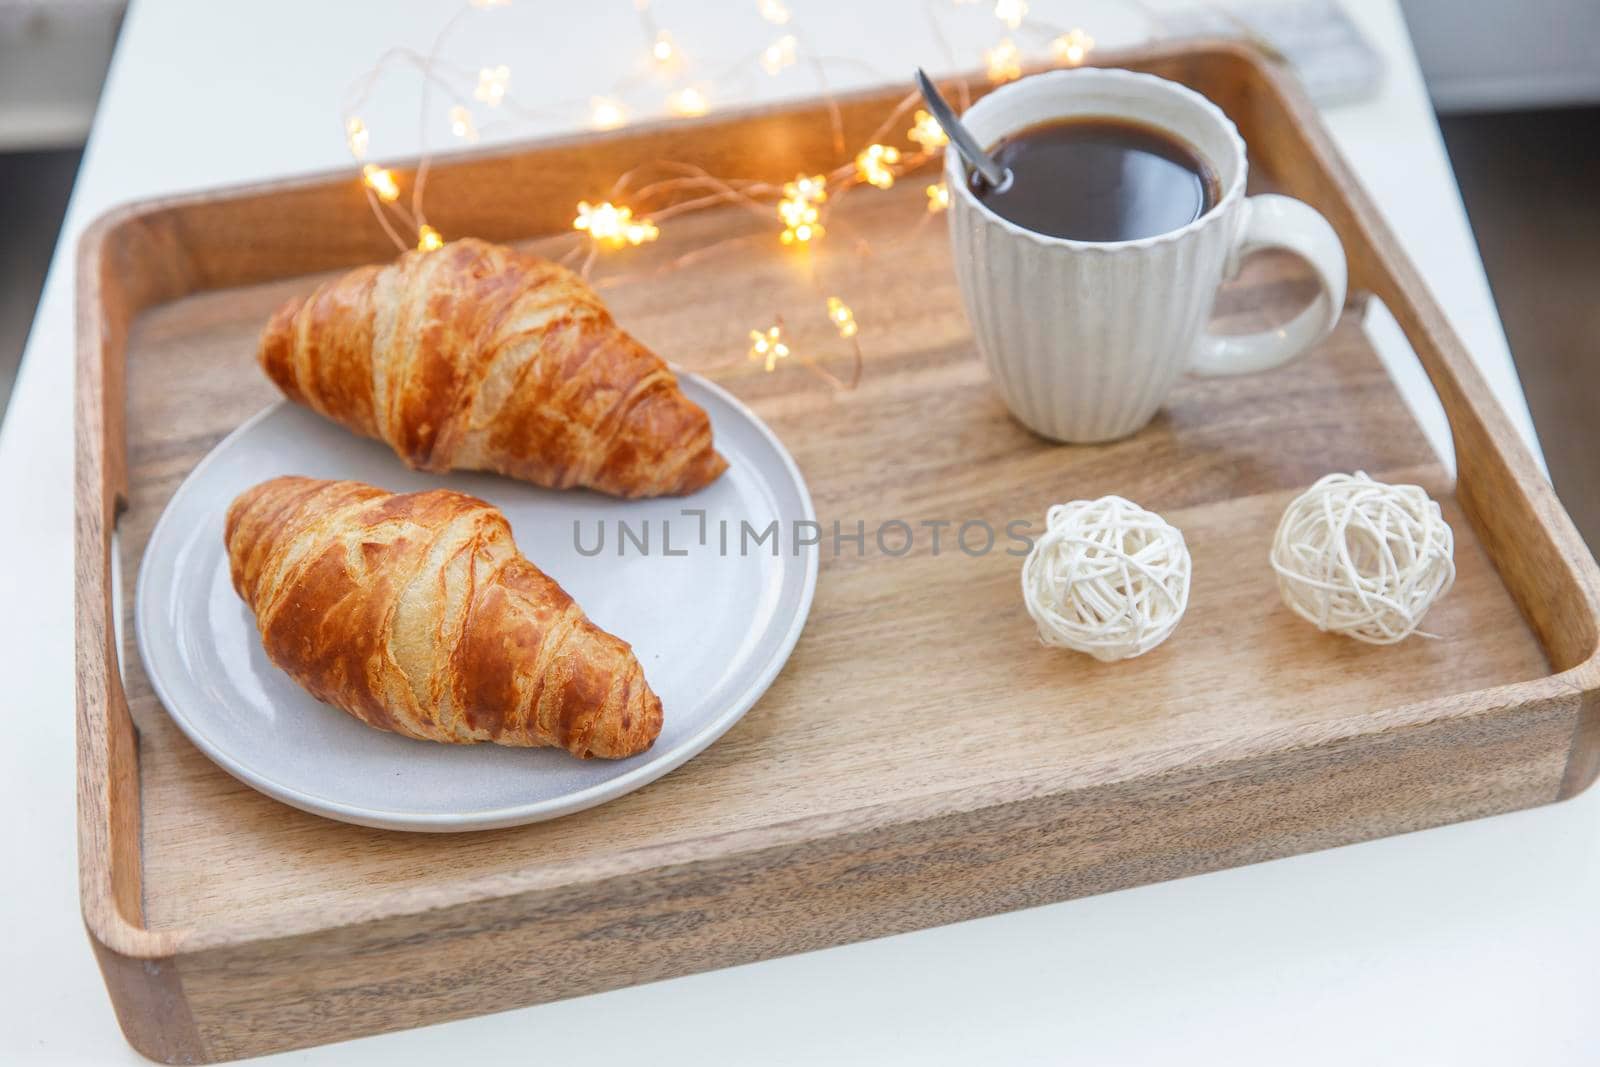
[74, 40, 1600, 966]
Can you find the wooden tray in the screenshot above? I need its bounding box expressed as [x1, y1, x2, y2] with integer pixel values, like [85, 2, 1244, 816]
[77, 42, 1600, 1062]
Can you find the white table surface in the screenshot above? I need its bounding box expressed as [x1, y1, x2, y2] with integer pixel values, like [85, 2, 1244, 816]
[4, 1, 1595, 1063]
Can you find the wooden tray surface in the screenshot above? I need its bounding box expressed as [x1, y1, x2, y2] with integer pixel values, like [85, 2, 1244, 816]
[77, 43, 1600, 1063]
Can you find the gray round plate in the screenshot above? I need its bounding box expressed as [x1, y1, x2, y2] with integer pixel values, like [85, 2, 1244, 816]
[136, 375, 815, 832]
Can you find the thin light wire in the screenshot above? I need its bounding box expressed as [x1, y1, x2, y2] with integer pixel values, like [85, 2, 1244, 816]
[336, 0, 1204, 388]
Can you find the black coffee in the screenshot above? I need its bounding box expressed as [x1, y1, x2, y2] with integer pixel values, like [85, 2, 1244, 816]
[969, 116, 1219, 242]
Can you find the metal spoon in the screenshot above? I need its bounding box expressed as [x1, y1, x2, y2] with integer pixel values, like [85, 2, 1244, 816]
[915, 68, 1011, 192]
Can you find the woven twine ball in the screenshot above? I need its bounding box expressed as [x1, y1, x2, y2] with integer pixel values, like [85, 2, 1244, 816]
[1270, 471, 1455, 645]
[1020, 496, 1192, 662]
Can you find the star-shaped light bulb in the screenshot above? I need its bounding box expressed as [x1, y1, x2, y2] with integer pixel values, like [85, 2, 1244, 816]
[748, 326, 791, 372]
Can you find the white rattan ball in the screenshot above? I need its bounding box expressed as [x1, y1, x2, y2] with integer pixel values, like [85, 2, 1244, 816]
[1270, 471, 1455, 645]
[1020, 496, 1192, 662]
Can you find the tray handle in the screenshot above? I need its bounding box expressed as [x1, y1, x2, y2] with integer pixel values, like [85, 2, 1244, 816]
[1193, 44, 1600, 801]
[75, 206, 195, 958]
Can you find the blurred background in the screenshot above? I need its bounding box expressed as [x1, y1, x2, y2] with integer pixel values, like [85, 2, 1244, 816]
[0, 0, 1595, 536]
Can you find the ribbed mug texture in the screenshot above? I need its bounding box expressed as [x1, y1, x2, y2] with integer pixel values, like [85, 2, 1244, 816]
[947, 69, 1250, 443]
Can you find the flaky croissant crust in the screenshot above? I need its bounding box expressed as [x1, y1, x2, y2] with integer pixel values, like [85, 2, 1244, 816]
[259, 238, 727, 498]
[226, 475, 663, 759]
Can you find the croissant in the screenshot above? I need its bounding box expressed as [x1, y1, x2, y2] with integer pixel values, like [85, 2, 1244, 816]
[225, 475, 663, 759]
[258, 237, 727, 499]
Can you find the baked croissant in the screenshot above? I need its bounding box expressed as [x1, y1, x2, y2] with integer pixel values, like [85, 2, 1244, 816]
[258, 237, 727, 499]
[226, 475, 662, 759]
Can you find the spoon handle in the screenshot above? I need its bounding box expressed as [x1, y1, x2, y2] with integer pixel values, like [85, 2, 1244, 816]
[915, 68, 1008, 189]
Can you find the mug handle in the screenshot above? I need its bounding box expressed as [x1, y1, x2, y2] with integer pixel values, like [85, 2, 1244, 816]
[1190, 194, 1348, 377]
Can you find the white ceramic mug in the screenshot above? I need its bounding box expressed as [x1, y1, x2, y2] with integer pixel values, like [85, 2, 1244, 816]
[947, 68, 1348, 443]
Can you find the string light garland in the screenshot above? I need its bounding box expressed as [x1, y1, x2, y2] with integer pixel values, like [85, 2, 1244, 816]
[985, 38, 1023, 83]
[449, 105, 478, 142]
[761, 35, 798, 75]
[667, 86, 709, 117]
[362, 164, 400, 203]
[345, 116, 369, 159]
[474, 64, 511, 106]
[338, 0, 1132, 392]
[855, 143, 903, 189]
[573, 200, 661, 249]
[1051, 28, 1095, 67]
[590, 97, 628, 130]
[786, 173, 828, 203]
[994, 0, 1028, 30]
[749, 325, 791, 372]
[652, 30, 677, 65]
[778, 198, 824, 244]
[776, 172, 828, 245]
[908, 109, 949, 150]
[826, 297, 858, 338]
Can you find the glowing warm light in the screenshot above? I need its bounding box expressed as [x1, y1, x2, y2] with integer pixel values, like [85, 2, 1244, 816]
[474, 65, 510, 107]
[667, 87, 709, 117]
[785, 173, 827, 203]
[761, 34, 797, 75]
[985, 38, 1022, 83]
[1051, 27, 1094, 67]
[783, 221, 821, 244]
[908, 109, 948, 150]
[855, 143, 902, 189]
[652, 30, 676, 64]
[449, 106, 478, 142]
[573, 200, 661, 248]
[994, 0, 1027, 29]
[778, 173, 827, 244]
[362, 164, 400, 203]
[345, 117, 369, 159]
[827, 297, 858, 338]
[347, 0, 1066, 402]
[591, 97, 628, 130]
[777, 200, 822, 244]
[748, 326, 790, 372]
